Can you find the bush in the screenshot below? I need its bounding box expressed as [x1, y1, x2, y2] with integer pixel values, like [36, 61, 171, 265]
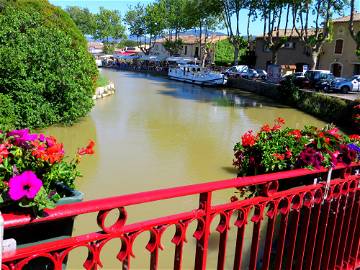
[277, 80, 351, 126]
[0, 0, 98, 129]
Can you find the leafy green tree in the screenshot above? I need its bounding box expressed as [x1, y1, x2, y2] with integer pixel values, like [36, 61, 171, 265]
[215, 38, 235, 65]
[163, 38, 184, 55]
[117, 39, 138, 49]
[0, 0, 98, 129]
[218, 0, 250, 64]
[185, 0, 222, 66]
[292, 0, 345, 69]
[65, 6, 96, 36]
[348, 0, 360, 56]
[94, 7, 126, 52]
[124, 3, 165, 55]
[257, 0, 293, 64]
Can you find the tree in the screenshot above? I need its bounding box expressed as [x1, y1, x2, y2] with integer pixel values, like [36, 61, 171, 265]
[219, 0, 250, 64]
[65, 6, 96, 36]
[117, 39, 138, 49]
[160, 0, 190, 40]
[0, 0, 98, 129]
[185, 0, 222, 66]
[214, 38, 235, 65]
[124, 3, 165, 55]
[292, 0, 345, 69]
[163, 38, 184, 55]
[258, 0, 293, 64]
[94, 7, 126, 52]
[348, 0, 360, 56]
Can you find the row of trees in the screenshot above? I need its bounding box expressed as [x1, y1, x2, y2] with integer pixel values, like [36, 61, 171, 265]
[124, 0, 358, 68]
[66, 0, 359, 68]
[124, 0, 235, 66]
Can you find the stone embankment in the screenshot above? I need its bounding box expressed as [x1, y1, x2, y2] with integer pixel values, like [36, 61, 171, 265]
[93, 82, 115, 100]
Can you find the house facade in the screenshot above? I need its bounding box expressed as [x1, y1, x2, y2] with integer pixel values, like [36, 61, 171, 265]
[255, 32, 313, 72]
[150, 35, 228, 63]
[317, 13, 360, 77]
[255, 14, 360, 77]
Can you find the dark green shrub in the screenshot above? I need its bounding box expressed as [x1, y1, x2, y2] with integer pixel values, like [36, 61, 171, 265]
[0, 0, 98, 129]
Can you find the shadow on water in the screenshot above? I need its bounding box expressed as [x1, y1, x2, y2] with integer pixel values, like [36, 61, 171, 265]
[221, 166, 239, 175]
[110, 68, 290, 109]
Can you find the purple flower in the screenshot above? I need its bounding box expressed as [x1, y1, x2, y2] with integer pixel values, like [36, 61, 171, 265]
[38, 134, 45, 142]
[348, 143, 360, 153]
[7, 129, 38, 146]
[8, 171, 43, 201]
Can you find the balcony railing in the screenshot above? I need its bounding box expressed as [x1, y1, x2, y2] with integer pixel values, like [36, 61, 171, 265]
[2, 163, 360, 269]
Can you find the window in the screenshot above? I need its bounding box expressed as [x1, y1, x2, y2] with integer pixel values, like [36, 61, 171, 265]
[334, 39, 343, 54]
[194, 47, 199, 57]
[282, 42, 295, 49]
[184, 46, 188, 55]
[263, 45, 271, 52]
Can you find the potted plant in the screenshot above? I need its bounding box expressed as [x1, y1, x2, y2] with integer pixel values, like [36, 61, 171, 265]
[232, 118, 360, 196]
[0, 129, 94, 264]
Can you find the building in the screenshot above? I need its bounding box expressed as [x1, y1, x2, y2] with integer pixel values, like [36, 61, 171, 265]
[150, 34, 228, 63]
[255, 14, 360, 77]
[318, 13, 360, 77]
[254, 30, 313, 72]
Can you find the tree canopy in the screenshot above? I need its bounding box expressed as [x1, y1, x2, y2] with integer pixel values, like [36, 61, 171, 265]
[0, 0, 98, 129]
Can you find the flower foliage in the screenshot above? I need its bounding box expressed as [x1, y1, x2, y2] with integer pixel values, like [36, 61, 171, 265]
[0, 129, 94, 215]
[233, 118, 360, 176]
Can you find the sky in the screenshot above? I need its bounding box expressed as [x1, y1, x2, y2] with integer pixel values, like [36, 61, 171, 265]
[49, 0, 258, 35]
[48, 0, 351, 37]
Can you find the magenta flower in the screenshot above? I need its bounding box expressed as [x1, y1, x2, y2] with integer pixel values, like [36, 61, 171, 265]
[7, 129, 38, 146]
[8, 171, 43, 201]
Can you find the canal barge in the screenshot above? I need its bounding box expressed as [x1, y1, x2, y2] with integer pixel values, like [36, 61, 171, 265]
[168, 64, 227, 86]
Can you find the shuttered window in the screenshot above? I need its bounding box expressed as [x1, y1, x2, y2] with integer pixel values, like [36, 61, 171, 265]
[334, 39, 343, 54]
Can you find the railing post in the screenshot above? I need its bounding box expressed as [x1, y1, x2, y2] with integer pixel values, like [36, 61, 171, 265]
[194, 192, 212, 270]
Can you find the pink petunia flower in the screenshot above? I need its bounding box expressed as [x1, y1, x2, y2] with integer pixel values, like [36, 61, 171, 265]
[8, 171, 43, 201]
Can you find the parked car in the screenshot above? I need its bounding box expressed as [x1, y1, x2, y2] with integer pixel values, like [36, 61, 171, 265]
[223, 65, 248, 77]
[304, 70, 332, 88]
[280, 72, 308, 88]
[330, 75, 360, 93]
[256, 69, 267, 80]
[314, 74, 336, 92]
[240, 69, 259, 79]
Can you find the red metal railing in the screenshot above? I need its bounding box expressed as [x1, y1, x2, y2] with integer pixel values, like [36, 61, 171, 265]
[2, 164, 360, 269]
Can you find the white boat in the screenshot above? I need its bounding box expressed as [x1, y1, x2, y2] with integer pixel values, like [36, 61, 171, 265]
[168, 64, 227, 86]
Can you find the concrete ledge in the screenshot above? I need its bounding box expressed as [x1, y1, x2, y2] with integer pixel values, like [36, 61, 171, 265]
[227, 78, 281, 99]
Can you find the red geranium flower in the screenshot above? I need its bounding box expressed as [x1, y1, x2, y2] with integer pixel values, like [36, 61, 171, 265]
[272, 153, 285, 160]
[78, 140, 95, 155]
[276, 117, 285, 125]
[349, 134, 360, 140]
[260, 124, 271, 133]
[288, 129, 302, 139]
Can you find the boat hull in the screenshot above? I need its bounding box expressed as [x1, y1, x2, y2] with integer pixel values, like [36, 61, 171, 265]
[168, 75, 226, 86]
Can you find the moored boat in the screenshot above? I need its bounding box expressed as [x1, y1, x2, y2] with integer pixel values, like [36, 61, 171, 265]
[168, 64, 227, 86]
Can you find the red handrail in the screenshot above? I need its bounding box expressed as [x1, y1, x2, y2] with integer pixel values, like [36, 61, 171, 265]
[2, 163, 360, 270]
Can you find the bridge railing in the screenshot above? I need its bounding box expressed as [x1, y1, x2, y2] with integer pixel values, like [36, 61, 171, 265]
[2, 163, 360, 270]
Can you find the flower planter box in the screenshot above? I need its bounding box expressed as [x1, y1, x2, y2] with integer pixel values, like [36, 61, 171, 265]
[3, 185, 84, 270]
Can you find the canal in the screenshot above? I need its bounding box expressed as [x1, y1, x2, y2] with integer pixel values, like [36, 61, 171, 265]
[43, 69, 326, 269]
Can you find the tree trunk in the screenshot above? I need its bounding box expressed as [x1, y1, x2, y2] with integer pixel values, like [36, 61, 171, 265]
[311, 50, 319, 70]
[271, 49, 278, 64]
[234, 46, 240, 65]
